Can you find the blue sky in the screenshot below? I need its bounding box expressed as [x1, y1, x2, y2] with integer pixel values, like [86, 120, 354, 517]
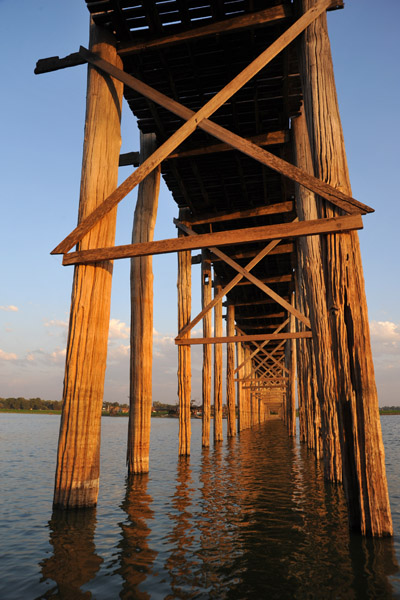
[0, 0, 399, 405]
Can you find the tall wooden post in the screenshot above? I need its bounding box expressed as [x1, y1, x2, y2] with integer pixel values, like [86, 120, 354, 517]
[127, 133, 160, 474]
[299, 0, 392, 535]
[177, 215, 191, 456]
[287, 295, 297, 437]
[244, 346, 251, 429]
[213, 281, 223, 442]
[226, 303, 236, 437]
[53, 24, 123, 509]
[292, 109, 342, 479]
[201, 251, 212, 447]
[237, 342, 245, 432]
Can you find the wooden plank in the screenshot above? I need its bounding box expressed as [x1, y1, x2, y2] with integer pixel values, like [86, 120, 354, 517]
[212, 243, 294, 261]
[185, 201, 293, 226]
[52, 1, 353, 256]
[118, 5, 292, 55]
[235, 274, 292, 286]
[63, 215, 363, 265]
[35, 52, 85, 74]
[236, 312, 286, 320]
[167, 131, 289, 160]
[226, 298, 289, 307]
[175, 332, 312, 345]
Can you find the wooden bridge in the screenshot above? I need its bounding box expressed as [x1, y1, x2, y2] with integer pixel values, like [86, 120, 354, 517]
[35, 0, 392, 536]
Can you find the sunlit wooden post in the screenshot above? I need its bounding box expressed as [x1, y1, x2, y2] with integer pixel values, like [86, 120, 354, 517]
[53, 25, 123, 509]
[127, 133, 160, 474]
[299, 0, 392, 535]
[177, 210, 191, 456]
[201, 250, 212, 447]
[226, 302, 236, 437]
[237, 342, 244, 432]
[213, 280, 223, 442]
[286, 294, 296, 437]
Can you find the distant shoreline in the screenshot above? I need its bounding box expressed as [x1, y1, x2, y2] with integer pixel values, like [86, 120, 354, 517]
[1, 409, 400, 416]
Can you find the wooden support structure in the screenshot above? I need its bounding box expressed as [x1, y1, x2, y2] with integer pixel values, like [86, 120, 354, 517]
[177, 221, 191, 456]
[53, 25, 123, 509]
[213, 282, 223, 443]
[298, 0, 392, 535]
[201, 251, 212, 448]
[41, 0, 392, 539]
[127, 133, 160, 474]
[226, 303, 236, 437]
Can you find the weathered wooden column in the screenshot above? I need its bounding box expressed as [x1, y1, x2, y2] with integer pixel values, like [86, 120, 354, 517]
[53, 24, 123, 508]
[201, 250, 212, 447]
[292, 108, 341, 479]
[244, 346, 251, 429]
[127, 133, 160, 474]
[237, 342, 245, 432]
[299, 0, 392, 535]
[213, 281, 223, 442]
[287, 295, 297, 437]
[177, 213, 191, 456]
[226, 303, 236, 437]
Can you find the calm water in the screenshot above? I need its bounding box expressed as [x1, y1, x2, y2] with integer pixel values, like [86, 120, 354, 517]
[1, 415, 400, 599]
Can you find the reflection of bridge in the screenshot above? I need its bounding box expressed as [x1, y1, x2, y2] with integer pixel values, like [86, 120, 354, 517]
[36, 0, 392, 535]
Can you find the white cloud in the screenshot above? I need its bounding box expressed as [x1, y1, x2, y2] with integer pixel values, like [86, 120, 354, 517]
[0, 349, 18, 361]
[370, 320, 400, 357]
[0, 305, 18, 312]
[109, 318, 129, 339]
[44, 319, 68, 328]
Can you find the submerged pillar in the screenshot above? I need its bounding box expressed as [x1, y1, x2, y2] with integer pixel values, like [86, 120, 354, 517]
[237, 342, 245, 432]
[213, 281, 223, 442]
[299, 0, 392, 535]
[53, 24, 123, 508]
[226, 303, 237, 437]
[201, 251, 212, 447]
[177, 214, 192, 456]
[127, 133, 160, 474]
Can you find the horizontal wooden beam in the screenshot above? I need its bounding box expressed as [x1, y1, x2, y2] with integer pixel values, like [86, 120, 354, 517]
[185, 201, 293, 226]
[119, 151, 140, 167]
[168, 131, 289, 160]
[175, 332, 312, 345]
[34, 52, 85, 74]
[234, 274, 292, 286]
[62, 215, 362, 265]
[224, 297, 289, 307]
[212, 243, 294, 262]
[118, 5, 292, 56]
[235, 312, 286, 320]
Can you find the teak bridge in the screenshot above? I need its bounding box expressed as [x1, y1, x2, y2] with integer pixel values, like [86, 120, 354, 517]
[35, 0, 393, 536]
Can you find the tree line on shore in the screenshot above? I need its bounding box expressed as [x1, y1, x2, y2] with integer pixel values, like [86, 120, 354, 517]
[1, 397, 399, 414]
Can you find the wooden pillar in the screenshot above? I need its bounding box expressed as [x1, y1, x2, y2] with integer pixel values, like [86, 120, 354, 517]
[299, 0, 392, 536]
[201, 251, 212, 447]
[53, 25, 123, 509]
[226, 303, 236, 437]
[244, 346, 251, 429]
[177, 214, 191, 456]
[213, 281, 223, 442]
[237, 342, 245, 432]
[292, 108, 342, 479]
[127, 133, 160, 474]
[287, 295, 297, 437]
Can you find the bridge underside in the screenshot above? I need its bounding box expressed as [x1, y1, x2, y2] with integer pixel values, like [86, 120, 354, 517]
[36, 0, 393, 536]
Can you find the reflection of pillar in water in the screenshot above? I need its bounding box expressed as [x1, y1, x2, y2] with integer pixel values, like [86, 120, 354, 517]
[40, 508, 102, 598]
[118, 474, 157, 600]
[165, 456, 198, 596]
